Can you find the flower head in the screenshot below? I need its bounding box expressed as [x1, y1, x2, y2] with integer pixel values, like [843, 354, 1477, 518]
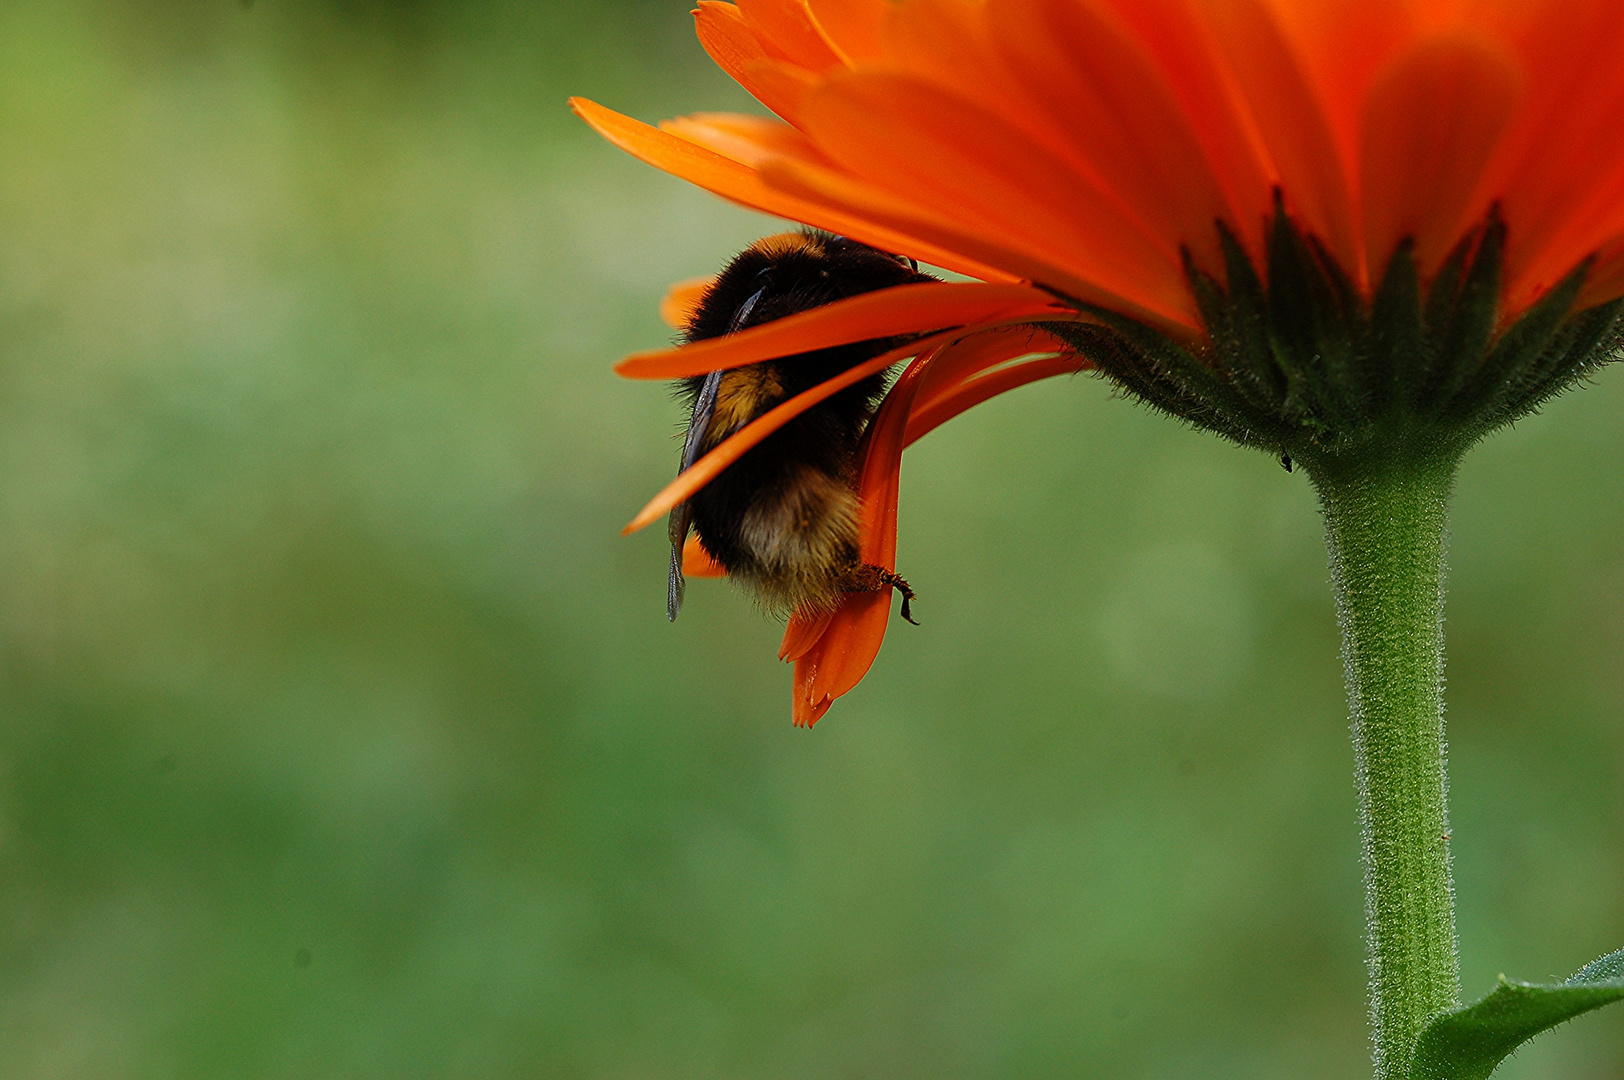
[575, 0, 1624, 723]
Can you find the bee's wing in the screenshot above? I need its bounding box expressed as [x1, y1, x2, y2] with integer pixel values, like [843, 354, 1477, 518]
[668, 369, 723, 621]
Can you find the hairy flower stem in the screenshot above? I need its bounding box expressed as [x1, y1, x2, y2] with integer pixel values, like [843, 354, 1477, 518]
[1307, 442, 1463, 1080]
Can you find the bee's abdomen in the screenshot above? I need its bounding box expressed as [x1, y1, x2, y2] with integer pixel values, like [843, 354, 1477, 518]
[690, 384, 868, 614]
[726, 463, 861, 614]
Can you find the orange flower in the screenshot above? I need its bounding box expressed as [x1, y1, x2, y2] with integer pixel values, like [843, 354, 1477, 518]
[575, 0, 1624, 723]
[576, 0, 1624, 320]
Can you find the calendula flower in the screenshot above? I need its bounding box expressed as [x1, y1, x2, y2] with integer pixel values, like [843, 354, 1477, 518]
[575, 0, 1624, 726]
[574, 3, 1624, 1075]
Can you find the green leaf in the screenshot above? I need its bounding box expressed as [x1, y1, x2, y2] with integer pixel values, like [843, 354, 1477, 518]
[1408, 948, 1624, 1080]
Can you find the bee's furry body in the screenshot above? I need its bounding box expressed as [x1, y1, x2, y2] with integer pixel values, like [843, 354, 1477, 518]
[667, 231, 933, 620]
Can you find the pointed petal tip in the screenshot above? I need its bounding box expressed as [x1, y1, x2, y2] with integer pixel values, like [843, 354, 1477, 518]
[780, 607, 835, 661]
[793, 693, 833, 728]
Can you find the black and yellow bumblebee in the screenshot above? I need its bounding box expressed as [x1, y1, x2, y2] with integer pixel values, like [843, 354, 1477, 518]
[667, 230, 933, 624]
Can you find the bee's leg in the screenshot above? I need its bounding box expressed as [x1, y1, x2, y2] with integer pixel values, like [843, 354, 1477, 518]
[851, 564, 919, 625]
[880, 570, 919, 625]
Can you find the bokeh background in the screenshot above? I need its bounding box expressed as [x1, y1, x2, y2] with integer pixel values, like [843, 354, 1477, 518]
[0, 2, 1621, 1077]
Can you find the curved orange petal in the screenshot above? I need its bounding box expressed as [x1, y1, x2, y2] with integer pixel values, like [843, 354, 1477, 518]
[1579, 238, 1624, 312]
[615, 282, 1066, 379]
[909, 324, 1070, 406]
[761, 157, 1198, 333]
[792, 590, 891, 726]
[880, 0, 1053, 147]
[682, 534, 727, 578]
[780, 607, 835, 661]
[660, 112, 830, 170]
[1485, 6, 1624, 308]
[660, 276, 715, 329]
[621, 330, 962, 534]
[805, 0, 888, 63]
[695, 2, 815, 122]
[792, 651, 837, 726]
[783, 326, 1096, 725]
[1194, 0, 1361, 281]
[1251, 0, 1419, 150]
[738, 0, 843, 71]
[789, 351, 935, 725]
[1102, 0, 1278, 262]
[1358, 32, 1521, 280]
[904, 322, 1078, 411]
[906, 353, 1089, 445]
[986, 0, 1236, 280]
[571, 98, 1020, 284]
[796, 70, 1194, 323]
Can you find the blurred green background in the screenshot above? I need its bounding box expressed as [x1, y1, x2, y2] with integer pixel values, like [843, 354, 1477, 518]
[0, 2, 1620, 1077]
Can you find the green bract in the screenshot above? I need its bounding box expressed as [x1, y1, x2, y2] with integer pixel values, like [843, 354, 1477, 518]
[1045, 199, 1624, 471]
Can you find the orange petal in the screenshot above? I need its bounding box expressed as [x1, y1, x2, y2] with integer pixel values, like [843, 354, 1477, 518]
[615, 281, 1065, 379]
[738, 0, 843, 71]
[811, 360, 935, 699]
[621, 331, 959, 534]
[908, 324, 1069, 409]
[794, 590, 892, 725]
[805, 0, 888, 63]
[1101, 0, 1277, 262]
[779, 607, 835, 661]
[792, 651, 836, 727]
[781, 329, 1092, 727]
[795, 70, 1194, 324]
[761, 155, 1199, 333]
[906, 352, 1089, 445]
[660, 276, 715, 329]
[660, 112, 830, 170]
[1579, 238, 1624, 311]
[696, 3, 823, 122]
[902, 323, 1078, 415]
[1195, 0, 1360, 281]
[858, 355, 930, 569]
[1359, 32, 1521, 280]
[570, 98, 1021, 284]
[785, 352, 937, 726]
[882, 0, 1049, 133]
[986, 0, 1236, 283]
[1487, 7, 1624, 310]
[682, 534, 727, 578]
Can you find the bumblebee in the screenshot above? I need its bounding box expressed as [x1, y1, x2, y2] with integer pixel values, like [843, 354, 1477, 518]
[667, 230, 934, 623]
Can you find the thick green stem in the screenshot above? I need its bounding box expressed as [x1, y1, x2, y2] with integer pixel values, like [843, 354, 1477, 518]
[1308, 446, 1463, 1080]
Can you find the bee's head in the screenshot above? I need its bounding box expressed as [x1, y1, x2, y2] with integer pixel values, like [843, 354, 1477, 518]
[683, 231, 935, 344]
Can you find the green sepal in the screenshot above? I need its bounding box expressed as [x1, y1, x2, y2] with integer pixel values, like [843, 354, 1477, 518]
[1264, 192, 1362, 426]
[1407, 947, 1624, 1080]
[1185, 244, 1280, 418]
[1213, 221, 1285, 406]
[1451, 259, 1589, 423]
[1048, 202, 1623, 465]
[1044, 315, 1268, 450]
[1423, 215, 1504, 408]
[1369, 240, 1425, 412]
